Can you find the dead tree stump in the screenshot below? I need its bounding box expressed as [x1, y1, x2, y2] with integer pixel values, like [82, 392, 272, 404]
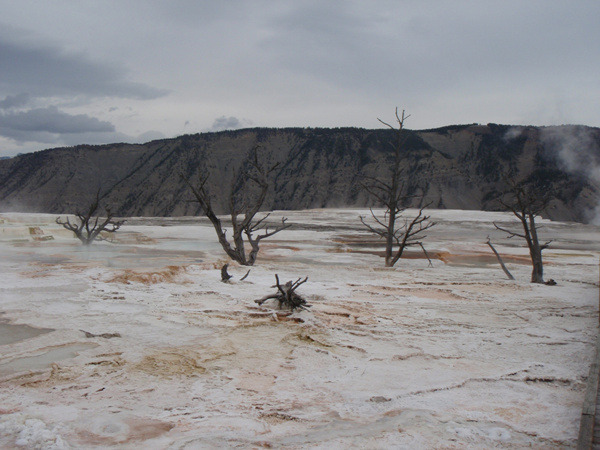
[221, 264, 233, 282]
[255, 274, 310, 311]
[221, 264, 251, 282]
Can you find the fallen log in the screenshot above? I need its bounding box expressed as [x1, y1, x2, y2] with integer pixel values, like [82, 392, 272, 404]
[486, 237, 515, 280]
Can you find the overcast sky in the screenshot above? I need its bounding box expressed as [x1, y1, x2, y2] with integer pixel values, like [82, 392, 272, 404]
[0, 0, 598, 156]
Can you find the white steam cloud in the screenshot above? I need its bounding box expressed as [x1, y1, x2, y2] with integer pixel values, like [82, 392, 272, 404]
[540, 125, 600, 224]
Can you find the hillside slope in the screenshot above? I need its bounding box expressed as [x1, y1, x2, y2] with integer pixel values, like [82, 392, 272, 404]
[0, 124, 598, 222]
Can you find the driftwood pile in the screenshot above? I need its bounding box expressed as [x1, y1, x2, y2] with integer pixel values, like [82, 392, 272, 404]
[255, 274, 311, 311]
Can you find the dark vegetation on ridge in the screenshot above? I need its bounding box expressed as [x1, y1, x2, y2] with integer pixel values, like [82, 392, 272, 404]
[0, 124, 598, 223]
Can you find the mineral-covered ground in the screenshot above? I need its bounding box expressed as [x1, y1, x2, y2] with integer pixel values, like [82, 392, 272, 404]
[0, 209, 598, 448]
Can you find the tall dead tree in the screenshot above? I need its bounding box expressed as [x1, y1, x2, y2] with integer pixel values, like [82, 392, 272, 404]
[360, 108, 435, 267]
[56, 190, 125, 245]
[493, 179, 552, 283]
[183, 146, 290, 266]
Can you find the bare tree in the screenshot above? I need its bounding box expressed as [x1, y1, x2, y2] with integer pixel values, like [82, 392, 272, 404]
[183, 146, 291, 266]
[493, 179, 552, 283]
[360, 108, 435, 267]
[56, 190, 125, 245]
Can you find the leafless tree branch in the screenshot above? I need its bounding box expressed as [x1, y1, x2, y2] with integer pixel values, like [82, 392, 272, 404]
[182, 146, 290, 265]
[494, 177, 553, 283]
[56, 190, 125, 245]
[360, 108, 435, 267]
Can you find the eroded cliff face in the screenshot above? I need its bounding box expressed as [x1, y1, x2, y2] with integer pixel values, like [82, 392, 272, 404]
[0, 124, 598, 222]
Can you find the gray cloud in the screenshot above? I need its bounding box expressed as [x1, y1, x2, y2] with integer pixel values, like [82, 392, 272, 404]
[0, 1, 598, 155]
[0, 106, 165, 151]
[152, 1, 251, 26]
[0, 106, 114, 143]
[260, 1, 600, 112]
[58, 130, 132, 147]
[0, 106, 114, 134]
[136, 130, 166, 143]
[210, 116, 242, 131]
[260, 3, 383, 88]
[0, 27, 169, 153]
[0, 93, 30, 110]
[0, 31, 168, 100]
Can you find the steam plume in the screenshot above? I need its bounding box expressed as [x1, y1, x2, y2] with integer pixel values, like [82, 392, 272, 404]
[540, 125, 600, 223]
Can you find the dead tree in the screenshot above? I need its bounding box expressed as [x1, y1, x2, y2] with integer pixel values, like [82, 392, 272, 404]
[360, 108, 435, 267]
[255, 274, 310, 311]
[183, 146, 291, 266]
[493, 179, 552, 284]
[56, 190, 124, 245]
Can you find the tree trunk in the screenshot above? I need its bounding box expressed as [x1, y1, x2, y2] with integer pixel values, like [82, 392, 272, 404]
[221, 264, 232, 282]
[384, 208, 396, 267]
[527, 215, 544, 284]
[495, 179, 552, 284]
[530, 251, 544, 283]
[248, 241, 260, 266]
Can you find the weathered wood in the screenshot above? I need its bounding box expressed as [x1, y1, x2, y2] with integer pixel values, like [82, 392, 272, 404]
[255, 274, 310, 311]
[486, 238, 515, 280]
[240, 269, 251, 281]
[221, 264, 233, 282]
[418, 242, 434, 268]
[255, 294, 279, 306]
[80, 330, 121, 339]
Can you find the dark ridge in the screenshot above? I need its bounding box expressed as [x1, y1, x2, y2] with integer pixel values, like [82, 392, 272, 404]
[0, 125, 598, 223]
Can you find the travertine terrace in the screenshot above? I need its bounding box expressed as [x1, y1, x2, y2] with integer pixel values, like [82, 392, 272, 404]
[0, 209, 598, 448]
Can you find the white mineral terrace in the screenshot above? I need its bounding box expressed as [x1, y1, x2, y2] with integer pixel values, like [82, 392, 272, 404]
[0, 209, 598, 448]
